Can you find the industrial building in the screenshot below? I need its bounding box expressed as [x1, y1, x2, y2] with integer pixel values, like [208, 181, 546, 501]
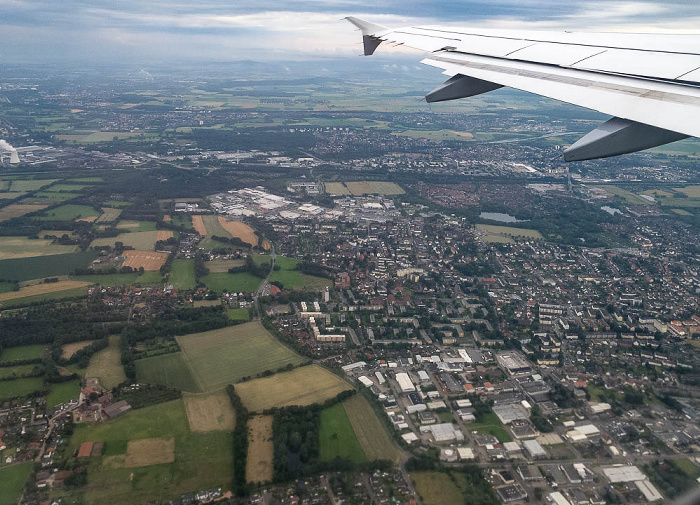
[395, 372, 415, 392]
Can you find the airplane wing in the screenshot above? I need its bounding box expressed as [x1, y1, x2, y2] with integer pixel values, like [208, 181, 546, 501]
[346, 17, 700, 161]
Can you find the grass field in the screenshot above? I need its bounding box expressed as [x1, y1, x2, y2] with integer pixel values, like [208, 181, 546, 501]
[0, 364, 40, 379]
[176, 321, 304, 391]
[227, 307, 250, 322]
[0, 377, 45, 400]
[476, 224, 543, 240]
[86, 335, 125, 389]
[236, 365, 353, 412]
[598, 185, 653, 205]
[183, 390, 235, 432]
[269, 270, 331, 291]
[246, 415, 274, 484]
[0, 287, 88, 307]
[0, 462, 33, 505]
[46, 380, 80, 408]
[66, 400, 233, 505]
[206, 259, 244, 273]
[34, 191, 81, 200]
[91, 231, 160, 250]
[0, 280, 90, 304]
[8, 179, 58, 191]
[324, 182, 351, 195]
[343, 394, 401, 463]
[333, 181, 404, 196]
[0, 236, 79, 260]
[169, 259, 195, 289]
[0, 251, 97, 282]
[411, 471, 464, 505]
[675, 458, 700, 477]
[70, 271, 163, 287]
[319, 402, 367, 463]
[201, 272, 261, 293]
[199, 214, 231, 237]
[61, 341, 96, 359]
[36, 204, 99, 221]
[673, 185, 700, 198]
[465, 412, 512, 443]
[96, 207, 122, 223]
[0, 344, 46, 363]
[218, 217, 257, 247]
[44, 184, 92, 193]
[0, 203, 49, 221]
[135, 353, 200, 393]
[121, 250, 169, 270]
[107, 437, 176, 468]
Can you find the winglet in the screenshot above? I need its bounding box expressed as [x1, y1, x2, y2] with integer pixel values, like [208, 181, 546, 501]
[345, 17, 390, 55]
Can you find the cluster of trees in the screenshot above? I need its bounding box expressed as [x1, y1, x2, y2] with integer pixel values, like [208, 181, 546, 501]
[529, 405, 553, 433]
[228, 256, 271, 278]
[549, 383, 580, 408]
[54, 337, 109, 368]
[211, 235, 250, 248]
[226, 385, 249, 496]
[272, 406, 321, 481]
[644, 460, 697, 498]
[194, 252, 209, 283]
[299, 261, 330, 279]
[0, 316, 108, 349]
[115, 384, 181, 409]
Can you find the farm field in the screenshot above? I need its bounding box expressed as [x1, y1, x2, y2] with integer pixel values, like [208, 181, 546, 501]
[61, 340, 96, 359]
[236, 365, 353, 413]
[64, 400, 233, 505]
[206, 258, 245, 273]
[0, 251, 97, 281]
[0, 280, 90, 304]
[227, 307, 250, 321]
[0, 364, 40, 379]
[0, 287, 88, 307]
[170, 214, 192, 228]
[0, 236, 79, 260]
[324, 182, 351, 195]
[319, 402, 367, 463]
[46, 380, 80, 408]
[411, 471, 464, 505]
[269, 270, 331, 291]
[201, 272, 261, 293]
[70, 271, 163, 287]
[0, 345, 46, 363]
[157, 230, 174, 240]
[332, 181, 405, 196]
[96, 207, 121, 223]
[183, 390, 235, 432]
[343, 394, 401, 462]
[246, 415, 273, 484]
[191, 214, 207, 235]
[217, 217, 258, 246]
[476, 224, 543, 240]
[0, 377, 45, 400]
[0, 281, 13, 293]
[34, 191, 81, 200]
[37, 205, 100, 221]
[135, 353, 200, 393]
[0, 463, 33, 505]
[176, 321, 304, 391]
[7, 179, 58, 191]
[121, 250, 169, 270]
[85, 335, 125, 389]
[169, 259, 195, 289]
[91, 231, 160, 250]
[43, 184, 91, 193]
[673, 185, 700, 198]
[599, 185, 653, 205]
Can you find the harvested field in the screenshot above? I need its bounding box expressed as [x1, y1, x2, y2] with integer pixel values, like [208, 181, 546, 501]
[121, 250, 169, 270]
[0, 203, 49, 221]
[157, 230, 174, 241]
[124, 438, 175, 468]
[176, 321, 304, 391]
[367, 181, 404, 194]
[343, 394, 401, 462]
[91, 231, 160, 250]
[184, 390, 235, 432]
[117, 220, 141, 228]
[0, 237, 80, 260]
[324, 182, 351, 195]
[86, 335, 125, 389]
[61, 340, 97, 359]
[205, 259, 244, 273]
[162, 215, 171, 222]
[77, 216, 97, 223]
[236, 365, 353, 413]
[217, 217, 256, 246]
[246, 415, 273, 484]
[0, 280, 89, 303]
[674, 185, 700, 198]
[192, 214, 207, 235]
[345, 181, 374, 196]
[96, 207, 121, 223]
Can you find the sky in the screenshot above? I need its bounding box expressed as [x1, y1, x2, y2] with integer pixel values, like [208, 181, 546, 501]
[2, 0, 700, 64]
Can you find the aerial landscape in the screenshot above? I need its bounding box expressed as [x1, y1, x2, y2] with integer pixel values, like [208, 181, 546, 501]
[2, 1, 700, 505]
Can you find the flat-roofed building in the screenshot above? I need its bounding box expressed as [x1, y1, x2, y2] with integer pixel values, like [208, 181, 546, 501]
[395, 372, 415, 392]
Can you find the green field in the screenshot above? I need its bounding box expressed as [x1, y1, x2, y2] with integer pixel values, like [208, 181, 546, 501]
[64, 400, 233, 505]
[263, 255, 331, 291]
[0, 237, 81, 261]
[104, 200, 131, 208]
[135, 353, 200, 393]
[0, 364, 41, 379]
[319, 402, 367, 463]
[169, 259, 195, 289]
[465, 412, 512, 443]
[44, 184, 92, 193]
[675, 458, 700, 477]
[411, 472, 464, 505]
[34, 191, 81, 200]
[201, 272, 261, 293]
[170, 214, 192, 228]
[0, 251, 97, 281]
[46, 380, 80, 408]
[85, 335, 125, 389]
[599, 185, 653, 205]
[0, 345, 46, 363]
[0, 286, 89, 308]
[91, 231, 159, 250]
[0, 377, 45, 400]
[0, 462, 33, 505]
[8, 179, 58, 191]
[36, 204, 99, 221]
[226, 308, 250, 322]
[70, 271, 163, 287]
[176, 321, 304, 391]
[343, 394, 401, 463]
[476, 224, 543, 240]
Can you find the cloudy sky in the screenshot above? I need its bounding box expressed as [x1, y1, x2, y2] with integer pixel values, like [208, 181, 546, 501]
[2, 0, 700, 64]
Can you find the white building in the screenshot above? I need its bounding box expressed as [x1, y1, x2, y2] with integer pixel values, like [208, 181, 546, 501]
[395, 372, 415, 392]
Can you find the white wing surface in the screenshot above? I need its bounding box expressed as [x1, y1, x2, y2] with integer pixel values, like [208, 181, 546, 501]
[346, 17, 700, 161]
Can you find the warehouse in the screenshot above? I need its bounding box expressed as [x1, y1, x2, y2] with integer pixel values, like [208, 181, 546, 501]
[522, 439, 547, 458]
[395, 372, 415, 392]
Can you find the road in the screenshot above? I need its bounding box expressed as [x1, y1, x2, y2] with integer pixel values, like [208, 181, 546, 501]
[253, 243, 276, 317]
